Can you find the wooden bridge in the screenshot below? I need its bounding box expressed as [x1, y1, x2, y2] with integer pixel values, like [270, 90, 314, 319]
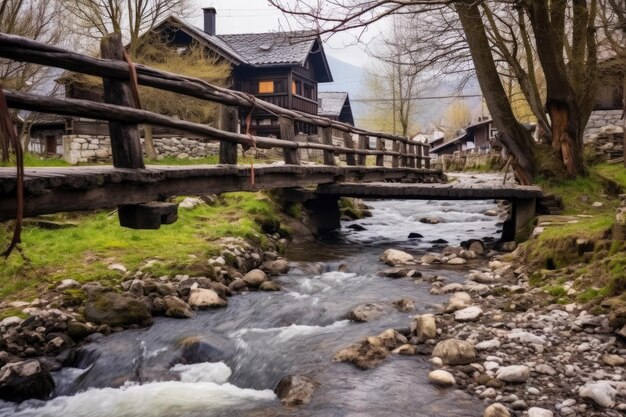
[0, 32, 541, 240]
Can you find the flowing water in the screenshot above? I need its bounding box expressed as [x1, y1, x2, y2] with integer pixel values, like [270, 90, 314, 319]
[1, 181, 507, 417]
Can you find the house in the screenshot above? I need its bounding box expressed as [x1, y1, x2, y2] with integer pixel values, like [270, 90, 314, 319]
[430, 118, 497, 156]
[146, 8, 334, 138]
[317, 92, 354, 125]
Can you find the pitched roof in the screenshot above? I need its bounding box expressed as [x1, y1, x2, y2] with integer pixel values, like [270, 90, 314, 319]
[318, 92, 348, 117]
[217, 31, 317, 66]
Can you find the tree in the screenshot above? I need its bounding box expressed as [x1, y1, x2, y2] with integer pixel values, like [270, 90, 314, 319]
[0, 0, 66, 160]
[442, 100, 472, 138]
[61, 0, 191, 55]
[269, 0, 603, 181]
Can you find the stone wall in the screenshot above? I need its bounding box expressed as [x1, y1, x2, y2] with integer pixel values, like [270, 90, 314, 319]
[62, 135, 221, 164]
[584, 110, 623, 140]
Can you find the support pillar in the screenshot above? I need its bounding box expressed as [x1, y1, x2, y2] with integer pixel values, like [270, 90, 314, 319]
[502, 198, 537, 242]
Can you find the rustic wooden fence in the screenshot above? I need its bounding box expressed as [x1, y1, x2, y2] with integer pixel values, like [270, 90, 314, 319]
[0, 32, 430, 171]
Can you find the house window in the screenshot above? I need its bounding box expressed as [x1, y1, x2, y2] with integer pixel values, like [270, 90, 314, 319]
[304, 84, 314, 100]
[292, 80, 302, 96]
[258, 81, 274, 94]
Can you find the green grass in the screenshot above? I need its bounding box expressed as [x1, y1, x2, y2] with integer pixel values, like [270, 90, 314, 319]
[595, 163, 626, 186]
[0, 192, 280, 300]
[0, 153, 72, 167]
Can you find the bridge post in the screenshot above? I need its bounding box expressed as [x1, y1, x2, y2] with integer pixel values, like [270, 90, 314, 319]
[343, 131, 356, 166]
[100, 33, 144, 169]
[400, 141, 408, 167]
[408, 143, 416, 168]
[502, 198, 537, 242]
[423, 140, 431, 169]
[321, 126, 335, 165]
[357, 134, 368, 166]
[376, 137, 384, 166]
[416, 142, 423, 168]
[218, 105, 238, 164]
[279, 117, 300, 165]
[392, 140, 399, 168]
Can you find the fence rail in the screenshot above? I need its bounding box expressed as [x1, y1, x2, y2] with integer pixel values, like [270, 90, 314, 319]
[0, 32, 430, 169]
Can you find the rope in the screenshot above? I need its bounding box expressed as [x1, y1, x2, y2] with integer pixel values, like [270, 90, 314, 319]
[244, 104, 257, 186]
[123, 51, 142, 109]
[0, 88, 24, 258]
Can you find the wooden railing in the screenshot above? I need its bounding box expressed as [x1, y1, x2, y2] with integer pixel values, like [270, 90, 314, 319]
[0, 32, 430, 170]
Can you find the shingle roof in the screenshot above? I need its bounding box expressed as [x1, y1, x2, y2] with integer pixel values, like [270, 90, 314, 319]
[318, 92, 348, 117]
[217, 31, 316, 66]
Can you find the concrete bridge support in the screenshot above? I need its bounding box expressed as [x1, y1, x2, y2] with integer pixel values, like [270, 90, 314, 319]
[501, 198, 537, 242]
[280, 188, 341, 236]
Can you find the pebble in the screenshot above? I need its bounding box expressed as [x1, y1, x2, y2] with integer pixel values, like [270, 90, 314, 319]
[428, 370, 456, 387]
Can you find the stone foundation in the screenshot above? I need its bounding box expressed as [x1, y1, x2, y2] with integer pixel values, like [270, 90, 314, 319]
[584, 110, 623, 140]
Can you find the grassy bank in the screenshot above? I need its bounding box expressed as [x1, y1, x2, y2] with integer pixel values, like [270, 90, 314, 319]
[515, 163, 625, 309]
[0, 192, 285, 303]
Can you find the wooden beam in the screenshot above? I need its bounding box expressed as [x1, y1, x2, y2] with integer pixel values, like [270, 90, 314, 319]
[100, 33, 144, 169]
[320, 127, 335, 165]
[392, 141, 400, 168]
[376, 137, 385, 167]
[218, 105, 238, 164]
[416, 143, 423, 168]
[279, 117, 300, 165]
[357, 134, 368, 166]
[343, 131, 356, 166]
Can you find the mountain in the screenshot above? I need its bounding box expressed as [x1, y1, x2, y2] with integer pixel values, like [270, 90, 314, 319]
[319, 55, 368, 122]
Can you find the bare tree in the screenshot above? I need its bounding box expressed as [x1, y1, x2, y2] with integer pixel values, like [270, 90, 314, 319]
[0, 0, 66, 160]
[270, 0, 603, 181]
[61, 0, 192, 55]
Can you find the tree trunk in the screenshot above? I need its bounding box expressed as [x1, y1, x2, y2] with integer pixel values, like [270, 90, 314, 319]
[623, 75, 625, 168]
[456, 1, 536, 185]
[143, 124, 156, 160]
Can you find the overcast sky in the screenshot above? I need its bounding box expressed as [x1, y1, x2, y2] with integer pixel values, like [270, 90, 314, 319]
[189, 0, 382, 66]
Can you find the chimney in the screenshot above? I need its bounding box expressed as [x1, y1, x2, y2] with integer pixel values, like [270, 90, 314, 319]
[203, 7, 216, 35]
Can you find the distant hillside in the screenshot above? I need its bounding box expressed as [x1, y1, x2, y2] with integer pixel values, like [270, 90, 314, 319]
[319, 55, 368, 122]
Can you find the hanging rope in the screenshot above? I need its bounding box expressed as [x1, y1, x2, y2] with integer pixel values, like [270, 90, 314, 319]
[0, 88, 24, 258]
[123, 51, 142, 109]
[244, 104, 257, 186]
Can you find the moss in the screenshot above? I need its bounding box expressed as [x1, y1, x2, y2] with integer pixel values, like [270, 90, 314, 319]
[545, 285, 567, 298]
[0, 308, 29, 320]
[62, 289, 88, 307]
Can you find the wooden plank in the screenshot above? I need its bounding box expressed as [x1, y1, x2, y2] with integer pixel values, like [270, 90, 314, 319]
[321, 127, 335, 166]
[100, 33, 144, 169]
[279, 117, 300, 165]
[357, 134, 368, 166]
[343, 131, 356, 166]
[416, 143, 423, 168]
[391, 141, 399, 168]
[218, 105, 238, 164]
[423, 142, 431, 169]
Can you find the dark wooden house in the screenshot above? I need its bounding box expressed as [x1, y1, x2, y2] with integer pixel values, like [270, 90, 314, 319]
[430, 118, 496, 155]
[318, 91, 354, 125]
[148, 8, 333, 138]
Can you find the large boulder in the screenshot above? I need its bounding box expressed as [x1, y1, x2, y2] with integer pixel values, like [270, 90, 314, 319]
[84, 292, 152, 328]
[432, 339, 476, 365]
[242, 269, 267, 287]
[380, 249, 415, 266]
[274, 375, 318, 406]
[0, 360, 55, 402]
[333, 329, 406, 369]
[188, 288, 227, 309]
[579, 381, 616, 408]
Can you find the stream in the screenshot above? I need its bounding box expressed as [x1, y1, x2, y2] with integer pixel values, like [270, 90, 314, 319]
[1, 177, 507, 417]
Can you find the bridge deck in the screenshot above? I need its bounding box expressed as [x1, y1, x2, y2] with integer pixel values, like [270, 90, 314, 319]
[0, 165, 442, 219]
[317, 182, 543, 199]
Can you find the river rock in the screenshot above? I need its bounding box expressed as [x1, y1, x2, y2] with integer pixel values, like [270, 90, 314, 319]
[454, 306, 483, 322]
[483, 403, 510, 417]
[0, 316, 23, 327]
[85, 292, 152, 328]
[275, 375, 318, 406]
[242, 269, 267, 287]
[334, 341, 390, 370]
[535, 364, 556, 376]
[179, 197, 203, 209]
[528, 407, 553, 417]
[412, 314, 437, 341]
[506, 330, 546, 345]
[56, 279, 80, 291]
[380, 249, 414, 266]
[392, 298, 415, 312]
[420, 216, 440, 224]
[260, 281, 281, 291]
[188, 288, 227, 309]
[475, 339, 500, 351]
[579, 381, 616, 408]
[381, 267, 413, 278]
[432, 339, 476, 365]
[67, 321, 95, 341]
[408, 232, 423, 239]
[261, 259, 290, 276]
[428, 370, 455, 387]
[500, 241, 517, 252]
[392, 344, 417, 355]
[0, 359, 55, 402]
[348, 304, 385, 322]
[602, 353, 626, 367]
[163, 296, 194, 318]
[228, 278, 247, 292]
[447, 257, 467, 265]
[496, 365, 530, 383]
[445, 292, 472, 313]
[468, 240, 485, 255]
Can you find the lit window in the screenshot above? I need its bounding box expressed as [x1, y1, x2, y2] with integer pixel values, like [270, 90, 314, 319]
[259, 81, 274, 94]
